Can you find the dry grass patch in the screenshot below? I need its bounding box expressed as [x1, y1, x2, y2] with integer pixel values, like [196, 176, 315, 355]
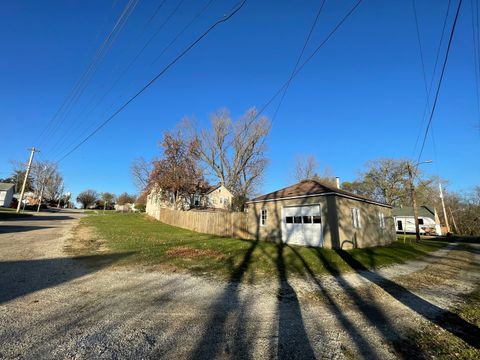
[165, 246, 224, 259]
[65, 224, 109, 255]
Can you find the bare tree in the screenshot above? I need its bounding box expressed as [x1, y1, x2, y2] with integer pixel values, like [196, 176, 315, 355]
[351, 158, 411, 206]
[76, 189, 98, 209]
[130, 157, 152, 192]
[44, 173, 64, 204]
[190, 108, 270, 207]
[31, 161, 64, 204]
[293, 155, 337, 186]
[294, 155, 318, 182]
[446, 187, 480, 235]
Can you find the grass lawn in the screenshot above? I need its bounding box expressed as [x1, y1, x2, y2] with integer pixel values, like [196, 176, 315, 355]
[82, 209, 117, 214]
[0, 208, 32, 220]
[69, 212, 450, 281]
[397, 284, 480, 359]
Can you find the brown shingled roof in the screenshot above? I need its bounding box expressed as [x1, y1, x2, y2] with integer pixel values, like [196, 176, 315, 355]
[249, 180, 391, 207]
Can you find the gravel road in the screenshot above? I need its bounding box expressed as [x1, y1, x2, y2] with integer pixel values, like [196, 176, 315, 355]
[0, 211, 478, 359]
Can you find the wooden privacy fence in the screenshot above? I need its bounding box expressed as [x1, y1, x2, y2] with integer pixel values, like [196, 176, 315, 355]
[157, 208, 253, 239]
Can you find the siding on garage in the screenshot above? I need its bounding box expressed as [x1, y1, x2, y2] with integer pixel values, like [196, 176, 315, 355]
[245, 195, 335, 248]
[335, 196, 396, 249]
[246, 193, 396, 249]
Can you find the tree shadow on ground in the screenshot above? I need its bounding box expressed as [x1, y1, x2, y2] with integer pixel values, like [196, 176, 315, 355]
[3, 215, 75, 222]
[0, 253, 132, 304]
[0, 225, 53, 234]
[335, 249, 480, 349]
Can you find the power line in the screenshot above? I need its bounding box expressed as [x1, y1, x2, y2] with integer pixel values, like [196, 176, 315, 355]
[55, 0, 248, 163]
[38, 0, 139, 149]
[416, 0, 463, 168]
[151, 0, 217, 66]
[46, 0, 183, 158]
[270, 0, 327, 123]
[64, 0, 212, 156]
[256, 0, 364, 119]
[470, 0, 480, 134]
[411, 0, 451, 158]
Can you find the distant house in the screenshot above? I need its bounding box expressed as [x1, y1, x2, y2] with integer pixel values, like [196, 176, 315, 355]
[392, 206, 442, 236]
[245, 180, 396, 249]
[114, 203, 137, 212]
[196, 184, 233, 210]
[146, 183, 234, 217]
[0, 183, 15, 207]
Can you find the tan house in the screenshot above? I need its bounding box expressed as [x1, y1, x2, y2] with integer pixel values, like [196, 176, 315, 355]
[200, 184, 233, 210]
[146, 184, 234, 218]
[245, 180, 396, 249]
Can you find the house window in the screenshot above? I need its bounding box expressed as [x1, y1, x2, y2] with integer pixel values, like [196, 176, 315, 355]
[378, 212, 385, 229]
[293, 216, 302, 224]
[285, 216, 293, 223]
[220, 196, 224, 205]
[418, 218, 424, 225]
[312, 215, 321, 224]
[351, 208, 361, 229]
[397, 220, 403, 231]
[260, 209, 267, 226]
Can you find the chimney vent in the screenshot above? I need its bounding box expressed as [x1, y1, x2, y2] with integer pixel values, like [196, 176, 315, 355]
[335, 177, 340, 189]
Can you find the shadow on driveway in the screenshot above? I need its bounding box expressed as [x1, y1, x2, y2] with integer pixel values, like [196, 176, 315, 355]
[0, 253, 132, 304]
[0, 225, 53, 234]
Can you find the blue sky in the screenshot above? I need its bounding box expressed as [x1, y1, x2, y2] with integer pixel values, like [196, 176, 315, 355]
[0, 0, 478, 203]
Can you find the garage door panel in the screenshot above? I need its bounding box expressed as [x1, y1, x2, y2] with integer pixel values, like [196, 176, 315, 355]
[281, 205, 322, 247]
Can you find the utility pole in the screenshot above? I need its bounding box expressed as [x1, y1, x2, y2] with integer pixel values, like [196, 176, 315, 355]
[449, 206, 458, 234]
[438, 183, 450, 234]
[37, 165, 48, 213]
[16, 147, 38, 213]
[407, 163, 421, 242]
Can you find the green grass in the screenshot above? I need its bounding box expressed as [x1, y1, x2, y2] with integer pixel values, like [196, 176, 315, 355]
[0, 208, 32, 220]
[71, 213, 450, 281]
[82, 209, 117, 214]
[396, 284, 480, 359]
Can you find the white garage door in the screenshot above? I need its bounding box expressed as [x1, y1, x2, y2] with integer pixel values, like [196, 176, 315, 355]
[281, 205, 322, 247]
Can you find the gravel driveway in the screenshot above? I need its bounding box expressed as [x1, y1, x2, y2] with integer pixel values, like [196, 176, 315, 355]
[0, 211, 478, 359]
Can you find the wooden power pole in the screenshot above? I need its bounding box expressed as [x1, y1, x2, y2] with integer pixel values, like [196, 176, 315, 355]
[438, 183, 450, 234]
[16, 147, 38, 213]
[407, 163, 421, 243]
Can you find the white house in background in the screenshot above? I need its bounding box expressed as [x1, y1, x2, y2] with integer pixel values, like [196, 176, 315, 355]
[0, 183, 15, 207]
[392, 206, 442, 236]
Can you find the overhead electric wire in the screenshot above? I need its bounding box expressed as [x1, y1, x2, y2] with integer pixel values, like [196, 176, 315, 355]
[255, 0, 364, 120]
[416, 0, 463, 169]
[270, 0, 327, 123]
[55, 0, 248, 163]
[37, 0, 139, 150]
[471, 0, 480, 133]
[412, 0, 430, 105]
[47, 0, 183, 158]
[49, 0, 208, 160]
[411, 0, 452, 158]
[151, 0, 216, 65]
[411, 0, 442, 177]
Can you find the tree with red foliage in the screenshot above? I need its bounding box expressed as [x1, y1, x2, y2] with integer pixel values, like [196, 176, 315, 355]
[148, 129, 206, 209]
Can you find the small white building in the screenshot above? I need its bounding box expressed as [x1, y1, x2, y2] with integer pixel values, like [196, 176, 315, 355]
[392, 206, 442, 236]
[0, 183, 15, 207]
